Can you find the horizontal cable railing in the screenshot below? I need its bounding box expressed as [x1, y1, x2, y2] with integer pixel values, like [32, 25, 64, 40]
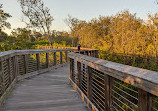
[0, 49, 74, 108]
[69, 52, 158, 111]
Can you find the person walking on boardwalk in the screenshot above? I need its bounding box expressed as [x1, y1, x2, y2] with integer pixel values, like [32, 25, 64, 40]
[77, 42, 81, 51]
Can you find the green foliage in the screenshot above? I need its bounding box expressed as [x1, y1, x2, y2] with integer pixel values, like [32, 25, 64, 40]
[0, 36, 34, 51]
[0, 30, 8, 42]
[0, 4, 12, 30]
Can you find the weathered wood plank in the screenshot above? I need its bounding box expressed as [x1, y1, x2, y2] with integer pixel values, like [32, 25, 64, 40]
[36, 54, 40, 70]
[53, 52, 56, 66]
[138, 89, 152, 111]
[77, 61, 81, 88]
[3, 65, 90, 111]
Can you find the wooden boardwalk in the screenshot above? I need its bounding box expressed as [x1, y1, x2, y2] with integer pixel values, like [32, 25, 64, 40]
[3, 64, 89, 111]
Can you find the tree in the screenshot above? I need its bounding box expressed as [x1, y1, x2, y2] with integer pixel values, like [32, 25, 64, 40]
[0, 30, 8, 42]
[64, 15, 80, 46]
[0, 4, 11, 31]
[18, 0, 54, 46]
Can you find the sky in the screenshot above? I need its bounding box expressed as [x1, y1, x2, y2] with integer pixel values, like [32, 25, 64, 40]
[1, 0, 158, 35]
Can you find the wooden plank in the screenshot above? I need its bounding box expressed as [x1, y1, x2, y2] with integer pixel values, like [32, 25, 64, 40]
[95, 50, 99, 58]
[87, 66, 92, 100]
[18, 63, 67, 81]
[70, 58, 74, 81]
[54, 52, 57, 66]
[60, 52, 63, 64]
[7, 58, 11, 85]
[3, 65, 89, 111]
[104, 74, 110, 111]
[77, 61, 81, 88]
[36, 54, 40, 70]
[0, 49, 74, 62]
[24, 55, 28, 74]
[138, 89, 152, 111]
[65, 51, 68, 62]
[0, 62, 5, 95]
[14, 56, 18, 77]
[46, 53, 49, 68]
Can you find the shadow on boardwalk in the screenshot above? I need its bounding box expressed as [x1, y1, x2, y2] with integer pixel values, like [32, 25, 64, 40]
[3, 65, 89, 111]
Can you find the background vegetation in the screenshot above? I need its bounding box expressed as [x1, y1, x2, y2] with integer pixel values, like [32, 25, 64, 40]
[0, 2, 157, 71]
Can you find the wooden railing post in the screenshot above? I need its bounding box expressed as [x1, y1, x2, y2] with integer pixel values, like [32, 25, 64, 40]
[36, 54, 40, 70]
[87, 66, 92, 100]
[60, 51, 63, 64]
[77, 61, 81, 88]
[95, 50, 99, 58]
[70, 58, 74, 81]
[0, 61, 5, 94]
[7, 58, 11, 84]
[91, 51, 94, 57]
[24, 54, 28, 74]
[13, 56, 16, 79]
[88, 51, 91, 56]
[15, 56, 19, 77]
[138, 89, 152, 111]
[104, 74, 113, 111]
[65, 51, 68, 62]
[83, 51, 86, 55]
[46, 53, 49, 68]
[85, 51, 88, 56]
[54, 52, 57, 66]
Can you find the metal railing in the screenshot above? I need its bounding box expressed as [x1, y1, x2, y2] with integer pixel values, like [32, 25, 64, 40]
[69, 52, 158, 111]
[0, 49, 74, 108]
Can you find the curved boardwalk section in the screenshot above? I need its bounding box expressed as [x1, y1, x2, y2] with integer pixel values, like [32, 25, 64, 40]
[3, 65, 89, 111]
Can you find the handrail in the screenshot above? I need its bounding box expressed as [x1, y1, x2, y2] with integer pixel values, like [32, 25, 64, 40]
[68, 52, 158, 111]
[40, 46, 98, 51]
[0, 49, 74, 108]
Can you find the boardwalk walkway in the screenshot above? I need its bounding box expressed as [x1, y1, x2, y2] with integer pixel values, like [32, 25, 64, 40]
[3, 64, 89, 111]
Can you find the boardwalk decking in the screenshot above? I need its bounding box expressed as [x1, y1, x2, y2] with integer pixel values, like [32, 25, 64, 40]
[3, 64, 89, 111]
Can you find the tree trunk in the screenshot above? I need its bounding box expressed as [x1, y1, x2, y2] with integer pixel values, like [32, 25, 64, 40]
[49, 35, 53, 47]
[72, 38, 74, 47]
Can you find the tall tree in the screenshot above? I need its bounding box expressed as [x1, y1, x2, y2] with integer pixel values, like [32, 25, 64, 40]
[18, 0, 54, 46]
[0, 4, 11, 31]
[11, 28, 32, 41]
[64, 15, 80, 47]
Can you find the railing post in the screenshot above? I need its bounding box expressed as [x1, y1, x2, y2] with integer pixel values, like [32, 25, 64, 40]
[70, 58, 74, 81]
[84, 51, 86, 55]
[104, 74, 113, 111]
[54, 52, 57, 66]
[88, 51, 91, 56]
[90, 51, 92, 57]
[13, 56, 16, 79]
[77, 61, 81, 88]
[60, 51, 63, 64]
[87, 66, 92, 100]
[24, 54, 28, 74]
[46, 53, 49, 68]
[65, 51, 68, 62]
[91, 51, 94, 57]
[95, 50, 99, 58]
[0, 61, 5, 94]
[138, 89, 152, 111]
[15, 56, 19, 77]
[36, 54, 40, 70]
[7, 58, 11, 84]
